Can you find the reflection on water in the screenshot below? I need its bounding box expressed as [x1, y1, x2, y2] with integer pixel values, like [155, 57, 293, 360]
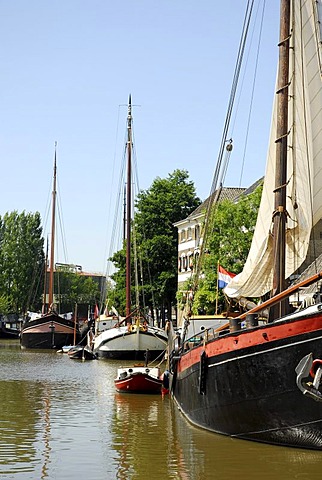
[0, 340, 321, 479]
[113, 393, 186, 479]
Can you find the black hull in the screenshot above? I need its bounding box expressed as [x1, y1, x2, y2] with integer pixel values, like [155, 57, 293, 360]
[0, 328, 20, 339]
[95, 349, 165, 361]
[170, 311, 322, 450]
[20, 312, 80, 350]
[0, 315, 21, 339]
[68, 345, 96, 360]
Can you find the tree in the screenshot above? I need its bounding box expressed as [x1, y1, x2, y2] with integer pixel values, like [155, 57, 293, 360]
[0, 211, 44, 313]
[0, 294, 12, 314]
[189, 184, 262, 314]
[53, 266, 101, 316]
[110, 169, 201, 321]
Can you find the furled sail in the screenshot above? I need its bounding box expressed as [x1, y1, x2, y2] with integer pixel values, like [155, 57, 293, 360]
[225, 0, 322, 299]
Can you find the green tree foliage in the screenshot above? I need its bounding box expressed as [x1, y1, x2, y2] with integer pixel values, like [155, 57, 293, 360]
[0, 211, 103, 317]
[0, 211, 44, 313]
[191, 184, 262, 314]
[0, 294, 12, 314]
[54, 267, 101, 314]
[110, 170, 201, 319]
[108, 247, 127, 314]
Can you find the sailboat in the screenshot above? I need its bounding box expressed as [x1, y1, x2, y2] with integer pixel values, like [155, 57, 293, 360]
[93, 96, 168, 360]
[20, 147, 81, 349]
[168, 0, 322, 450]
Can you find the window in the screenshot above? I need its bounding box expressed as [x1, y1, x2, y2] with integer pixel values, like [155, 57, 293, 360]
[195, 224, 200, 246]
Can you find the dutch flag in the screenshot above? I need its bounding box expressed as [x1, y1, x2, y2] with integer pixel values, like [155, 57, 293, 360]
[218, 265, 236, 289]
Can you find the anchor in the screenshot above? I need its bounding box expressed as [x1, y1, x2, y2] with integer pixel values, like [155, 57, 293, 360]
[295, 353, 322, 402]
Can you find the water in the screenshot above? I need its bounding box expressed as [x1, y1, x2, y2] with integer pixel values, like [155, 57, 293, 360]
[0, 340, 321, 480]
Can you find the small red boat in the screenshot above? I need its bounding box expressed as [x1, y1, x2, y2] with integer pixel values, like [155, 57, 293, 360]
[114, 366, 163, 394]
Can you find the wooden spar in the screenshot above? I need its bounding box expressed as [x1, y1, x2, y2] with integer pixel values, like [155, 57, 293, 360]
[126, 95, 132, 317]
[123, 184, 126, 241]
[73, 303, 78, 345]
[42, 237, 49, 314]
[48, 145, 57, 310]
[271, 0, 290, 317]
[236, 271, 322, 321]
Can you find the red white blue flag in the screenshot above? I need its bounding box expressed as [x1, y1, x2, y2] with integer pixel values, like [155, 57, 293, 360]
[218, 265, 236, 289]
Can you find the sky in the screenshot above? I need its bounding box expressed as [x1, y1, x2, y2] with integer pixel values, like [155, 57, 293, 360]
[0, 0, 280, 274]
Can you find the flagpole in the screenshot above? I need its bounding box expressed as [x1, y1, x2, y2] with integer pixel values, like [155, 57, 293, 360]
[215, 260, 219, 315]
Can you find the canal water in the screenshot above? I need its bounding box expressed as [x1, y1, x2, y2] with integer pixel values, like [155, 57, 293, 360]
[0, 340, 321, 480]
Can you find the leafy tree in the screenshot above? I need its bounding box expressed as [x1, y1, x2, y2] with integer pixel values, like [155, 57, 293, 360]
[53, 266, 101, 315]
[0, 294, 12, 314]
[188, 184, 262, 314]
[108, 247, 127, 314]
[110, 169, 201, 321]
[0, 211, 44, 313]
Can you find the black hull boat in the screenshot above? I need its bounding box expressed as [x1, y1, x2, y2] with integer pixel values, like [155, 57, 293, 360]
[20, 147, 82, 350]
[169, 0, 322, 450]
[20, 311, 80, 350]
[68, 345, 96, 360]
[0, 315, 21, 339]
[170, 307, 322, 449]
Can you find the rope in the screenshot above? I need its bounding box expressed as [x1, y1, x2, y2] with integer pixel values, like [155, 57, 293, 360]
[184, 0, 256, 315]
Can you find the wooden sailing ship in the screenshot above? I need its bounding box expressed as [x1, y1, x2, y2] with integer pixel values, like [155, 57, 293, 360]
[20, 147, 81, 349]
[93, 96, 168, 360]
[168, 0, 322, 450]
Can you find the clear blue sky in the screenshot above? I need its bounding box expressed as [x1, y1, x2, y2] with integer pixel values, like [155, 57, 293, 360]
[0, 0, 279, 273]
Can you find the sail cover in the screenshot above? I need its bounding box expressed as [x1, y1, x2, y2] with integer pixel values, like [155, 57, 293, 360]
[225, 0, 322, 299]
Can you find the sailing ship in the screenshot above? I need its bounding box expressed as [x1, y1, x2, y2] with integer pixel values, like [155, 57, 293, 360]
[93, 96, 168, 360]
[20, 148, 81, 349]
[168, 0, 322, 450]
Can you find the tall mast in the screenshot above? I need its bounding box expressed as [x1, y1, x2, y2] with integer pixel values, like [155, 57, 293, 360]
[42, 236, 49, 314]
[271, 0, 290, 318]
[126, 95, 132, 317]
[48, 143, 57, 310]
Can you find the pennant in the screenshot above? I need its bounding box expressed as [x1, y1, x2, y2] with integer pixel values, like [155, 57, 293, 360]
[218, 265, 236, 289]
[94, 304, 99, 319]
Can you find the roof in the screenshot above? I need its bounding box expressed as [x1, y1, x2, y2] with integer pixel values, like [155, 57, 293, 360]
[173, 177, 264, 227]
[234, 177, 264, 202]
[184, 186, 246, 221]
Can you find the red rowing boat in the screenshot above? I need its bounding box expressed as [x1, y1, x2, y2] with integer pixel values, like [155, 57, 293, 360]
[114, 366, 163, 394]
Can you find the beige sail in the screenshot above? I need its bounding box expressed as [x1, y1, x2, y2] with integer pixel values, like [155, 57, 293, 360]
[225, 0, 322, 299]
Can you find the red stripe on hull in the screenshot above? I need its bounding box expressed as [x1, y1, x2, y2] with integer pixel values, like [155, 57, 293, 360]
[21, 321, 75, 334]
[178, 313, 322, 373]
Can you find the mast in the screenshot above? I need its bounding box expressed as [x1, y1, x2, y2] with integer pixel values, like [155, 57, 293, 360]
[126, 96, 132, 317]
[48, 144, 57, 310]
[42, 237, 49, 314]
[271, 0, 290, 319]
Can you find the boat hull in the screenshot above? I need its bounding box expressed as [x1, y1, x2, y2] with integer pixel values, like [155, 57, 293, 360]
[115, 367, 162, 393]
[94, 325, 168, 360]
[68, 345, 96, 360]
[0, 315, 21, 339]
[0, 326, 20, 339]
[170, 309, 322, 450]
[20, 312, 80, 349]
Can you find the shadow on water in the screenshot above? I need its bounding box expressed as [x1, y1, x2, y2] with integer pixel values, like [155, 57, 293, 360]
[111, 391, 322, 480]
[0, 340, 321, 479]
